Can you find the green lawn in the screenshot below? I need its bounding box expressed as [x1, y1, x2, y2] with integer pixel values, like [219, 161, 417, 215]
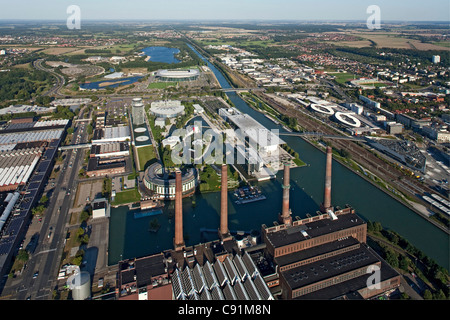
[137, 145, 157, 171]
[112, 188, 141, 206]
[329, 72, 356, 84]
[148, 81, 178, 89]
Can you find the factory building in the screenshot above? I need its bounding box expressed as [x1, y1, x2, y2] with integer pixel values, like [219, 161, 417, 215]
[86, 157, 126, 177]
[91, 126, 131, 144]
[258, 147, 401, 300]
[0, 134, 62, 281]
[0, 147, 43, 192]
[116, 150, 401, 301]
[89, 142, 129, 159]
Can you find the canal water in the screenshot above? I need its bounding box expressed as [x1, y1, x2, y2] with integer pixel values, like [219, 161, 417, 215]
[108, 44, 449, 270]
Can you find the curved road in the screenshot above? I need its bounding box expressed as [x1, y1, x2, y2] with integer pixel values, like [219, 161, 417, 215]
[33, 59, 65, 97]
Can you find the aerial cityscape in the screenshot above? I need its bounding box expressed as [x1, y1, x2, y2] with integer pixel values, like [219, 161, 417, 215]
[0, 0, 448, 307]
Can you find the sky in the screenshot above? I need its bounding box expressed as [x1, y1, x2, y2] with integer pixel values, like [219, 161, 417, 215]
[0, 0, 448, 22]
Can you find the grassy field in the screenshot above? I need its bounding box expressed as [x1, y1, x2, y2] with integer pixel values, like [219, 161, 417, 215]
[137, 145, 157, 171]
[343, 32, 450, 51]
[329, 72, 356, 84]
[111, 188, 141, 206]
[148, 81, 178, 89]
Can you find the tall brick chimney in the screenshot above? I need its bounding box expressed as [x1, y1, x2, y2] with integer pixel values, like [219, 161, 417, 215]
[321, 146, 333, 213]
[220, 164, 229, 237]
[174, 170, 185, 250]
[279, 163, 292, 226]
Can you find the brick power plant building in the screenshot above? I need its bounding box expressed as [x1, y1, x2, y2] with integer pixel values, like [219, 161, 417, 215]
[117, 147, 400, 300]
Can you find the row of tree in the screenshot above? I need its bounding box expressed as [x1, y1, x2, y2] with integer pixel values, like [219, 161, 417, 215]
[367, 220, 449, 299]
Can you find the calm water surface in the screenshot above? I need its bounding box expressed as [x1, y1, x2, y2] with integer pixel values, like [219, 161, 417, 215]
[107, 44, 449, 270]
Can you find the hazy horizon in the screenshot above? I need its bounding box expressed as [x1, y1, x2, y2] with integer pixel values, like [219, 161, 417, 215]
[0, 0, 448, 22]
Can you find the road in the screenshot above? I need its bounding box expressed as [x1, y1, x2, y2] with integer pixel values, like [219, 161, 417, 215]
[33, 59, 65, 97]
[2, 113, 90, 300]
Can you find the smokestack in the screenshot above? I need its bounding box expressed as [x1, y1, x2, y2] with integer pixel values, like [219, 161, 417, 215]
[220, 164, 229, 237]
[279, 163, 292, 226]
[174, 170, 185, 250]
[321, 146, 333, 213]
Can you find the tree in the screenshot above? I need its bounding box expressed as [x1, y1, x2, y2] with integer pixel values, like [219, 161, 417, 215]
[433, 290, 446, 300]
[373, 221, 383, 233]
[384, 248, 399, 268]
[423, 289, 433, 300]
[16, 249, 29, 262]
[399, 255, 411, 272]
[39, 195, 48, 206]
[80, 210, 90, 222]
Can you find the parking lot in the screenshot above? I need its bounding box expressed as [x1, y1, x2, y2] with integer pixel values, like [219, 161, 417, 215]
[74, 180, 104, 208]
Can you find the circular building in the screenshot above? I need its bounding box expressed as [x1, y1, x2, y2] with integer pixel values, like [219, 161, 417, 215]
[310, 103, 335, 115]
[143, 162, 198, 200]
[334, 112, 361, 128]
[155, 69, 200, 82]
[149, 100, 185, 119]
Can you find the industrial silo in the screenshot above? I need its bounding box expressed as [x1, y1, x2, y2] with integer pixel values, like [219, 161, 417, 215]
[67, 271, 91, 300]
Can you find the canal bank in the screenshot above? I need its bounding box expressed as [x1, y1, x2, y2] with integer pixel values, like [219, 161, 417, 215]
[106, 43, 449, 271]
[187, 42, 449, 270]
[305, 137, 448, 234]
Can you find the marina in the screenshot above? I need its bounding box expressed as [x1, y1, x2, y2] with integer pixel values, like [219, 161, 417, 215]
[233, 185, 267, 204]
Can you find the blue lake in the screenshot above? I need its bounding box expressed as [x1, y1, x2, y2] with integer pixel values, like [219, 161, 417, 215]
[141, 46, 180, 64]
[80, 76, 143, 90]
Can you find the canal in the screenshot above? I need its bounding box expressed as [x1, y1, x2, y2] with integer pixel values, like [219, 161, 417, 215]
[108, 44, 449, 270]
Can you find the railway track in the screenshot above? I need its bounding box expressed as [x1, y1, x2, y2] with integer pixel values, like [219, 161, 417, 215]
[255, 92, 442, 204]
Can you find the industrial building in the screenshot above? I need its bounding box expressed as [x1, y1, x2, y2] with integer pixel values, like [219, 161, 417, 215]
[0, 127, 63, 282]
[115, 148, 401, 300]
[155, 69, 200, 82]
[0, 146, 43, 192]
[257, 149, 401, 300]
[89, 142, 129, 159]
[366, 138, 426, 173]
[118, 164, 274, 300]
[0, 105, 56, 116]
[86, 157, 126, 177]
[91, 126, 131, 144]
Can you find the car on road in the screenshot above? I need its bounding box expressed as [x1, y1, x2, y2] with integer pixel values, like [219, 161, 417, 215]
[33, 271, 39, 279]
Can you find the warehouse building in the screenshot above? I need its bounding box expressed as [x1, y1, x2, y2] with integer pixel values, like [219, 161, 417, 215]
[90, 142, 129, 159]
[91, 126, 131, 144]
